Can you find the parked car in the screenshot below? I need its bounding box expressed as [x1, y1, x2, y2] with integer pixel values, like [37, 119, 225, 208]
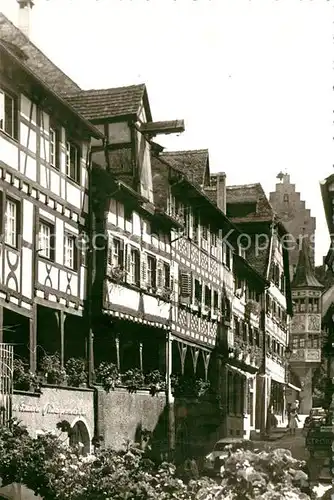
[303, 407, 327, 435]
[203, 437, 245, 475]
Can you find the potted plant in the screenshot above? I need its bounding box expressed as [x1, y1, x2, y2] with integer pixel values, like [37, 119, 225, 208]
[145, 370, 166, 396]
[95, 362, 120, 392]
[65, 358, 87, 387]
[245, 299, 260, 318]
[40, 353, 66, 385]
[121, 368, 145, 393]
[13, 358, 39, 392]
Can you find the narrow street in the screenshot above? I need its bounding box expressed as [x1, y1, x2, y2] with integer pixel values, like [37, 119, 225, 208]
[269, 429, 308, 461]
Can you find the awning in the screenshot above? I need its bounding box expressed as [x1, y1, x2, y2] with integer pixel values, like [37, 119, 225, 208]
[287, 382, 301, 392]
[226, 363, 254, 378]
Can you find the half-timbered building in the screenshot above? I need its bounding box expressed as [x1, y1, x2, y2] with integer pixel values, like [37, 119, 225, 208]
[226, 183, 293, 431]
[0, 14, 104, 374]
[151, 150, 270, 455]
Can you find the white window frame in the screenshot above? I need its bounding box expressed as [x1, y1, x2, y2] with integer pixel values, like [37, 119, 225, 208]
[49, 127, 59, 168]
[66, 141, 80, 183]
[111, 238, 120, 268]
[64, 233, 76, 269]
[0, 89, 15, 138]
[147, 255, 156, 289]
[39, 221, 53, 259]
[129, 249, 137, 284]
[5, 199, 18, 247]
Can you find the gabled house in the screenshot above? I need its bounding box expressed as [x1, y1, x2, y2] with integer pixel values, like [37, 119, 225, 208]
[226, 183, 293, 429]
[0, 9, 103, 468]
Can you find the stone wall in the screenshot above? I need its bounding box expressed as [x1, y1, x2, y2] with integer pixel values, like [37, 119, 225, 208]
[12, 385, 95, 442]
[96, 387, 167, 451]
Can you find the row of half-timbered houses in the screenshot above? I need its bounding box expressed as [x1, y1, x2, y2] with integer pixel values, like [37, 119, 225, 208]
[0, 7, 294, 477]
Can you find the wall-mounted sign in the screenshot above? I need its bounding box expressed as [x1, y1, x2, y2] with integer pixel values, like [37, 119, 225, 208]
[12, 402, 86, 417]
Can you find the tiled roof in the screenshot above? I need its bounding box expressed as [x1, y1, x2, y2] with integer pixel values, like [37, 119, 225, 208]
[62, 85, 147, 121]
[227, 183, 262, 203]
[292, 238, 323, 289]
[0, 13, 80, 94]
[160, 149, 209, 187]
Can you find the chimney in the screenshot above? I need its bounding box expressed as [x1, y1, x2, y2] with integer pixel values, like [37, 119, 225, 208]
[216, 172, 226, 214]
[17, 0, 34, 38]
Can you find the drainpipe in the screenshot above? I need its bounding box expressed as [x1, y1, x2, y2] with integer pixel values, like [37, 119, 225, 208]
[86, 146, 94, 386]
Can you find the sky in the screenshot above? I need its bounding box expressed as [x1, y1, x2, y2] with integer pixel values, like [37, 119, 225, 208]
[1, 0, 334, 265]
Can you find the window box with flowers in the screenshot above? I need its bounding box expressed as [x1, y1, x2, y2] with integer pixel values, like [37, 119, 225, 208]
[245, 299, 260, 319]
[65, 358, 87, 387]
[121, 369, 145, 393]
[145, 370, 166, 396]
[40, 353, 67, 386]
[13, 359, 40, 392]
[95, 362, 121, 392]
[106, 265, 126, 284]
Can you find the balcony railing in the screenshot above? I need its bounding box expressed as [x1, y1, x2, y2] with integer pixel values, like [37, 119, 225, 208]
[0, 343, 13, 425]
[290, 348, 321, 363]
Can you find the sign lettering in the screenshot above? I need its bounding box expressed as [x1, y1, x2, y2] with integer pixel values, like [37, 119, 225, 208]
[12, 402, 86, 417]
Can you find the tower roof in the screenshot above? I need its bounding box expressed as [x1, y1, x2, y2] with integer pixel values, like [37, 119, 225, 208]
[291, 238, 323, 289]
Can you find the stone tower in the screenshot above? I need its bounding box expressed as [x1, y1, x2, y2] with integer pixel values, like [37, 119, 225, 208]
[289, 238, 323, 415]
[269, 172, 316, 279]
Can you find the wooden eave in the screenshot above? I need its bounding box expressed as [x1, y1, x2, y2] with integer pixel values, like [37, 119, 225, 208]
[154, 208, 184, 230]
[170, 173, 241, 238]
[140, 120, 185, 136]
[233, 253, 269, 290]
[0, 43, 104, 140]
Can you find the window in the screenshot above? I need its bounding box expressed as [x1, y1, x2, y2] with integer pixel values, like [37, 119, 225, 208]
[128, 247, 140, 286]
[194, 279, 202, 306]
[225, 243, 231, 269]
[64, 233, 77, 270]
[213, 290, 219, 313]
[254, 328, 260, 346]
[201, 224, 208, 241]
[242, 322, 247, 342]
[163, 262, 170, 289]
[108, 237, 124, 269]
[292, 336, 298, 348]
[248, 326, 253, 345]
[192, 209, 199, 243]
[204, 285, 211, 308]
[283, 194, 289, 203]
[49, 126, 60, 169]
[124, 206, 133, 229]
[299, 298, 305, 313]
[5, 199, 19, 247]
[66, 141, 80, 183]
[147, 255, 156, 290]
[39, 221, 55, 260]
[234, 316, 240, 336]
[0, 89, 17, 139]
[180, 271, 192, 299]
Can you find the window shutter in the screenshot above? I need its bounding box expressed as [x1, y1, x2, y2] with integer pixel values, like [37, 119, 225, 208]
[135, 250, 140, 286]
[157, 260, 163, 289]
[125, 245, 131, 282]
[141, 252, 148, 288]
[107, 235, 113, 266]
[119, 239, 124, 268]
[180, 271, 191, 297]
[164, 263, 170, 289]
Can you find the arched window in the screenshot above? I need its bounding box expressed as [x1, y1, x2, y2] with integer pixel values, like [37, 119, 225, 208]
[283, 194, 289, 203]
